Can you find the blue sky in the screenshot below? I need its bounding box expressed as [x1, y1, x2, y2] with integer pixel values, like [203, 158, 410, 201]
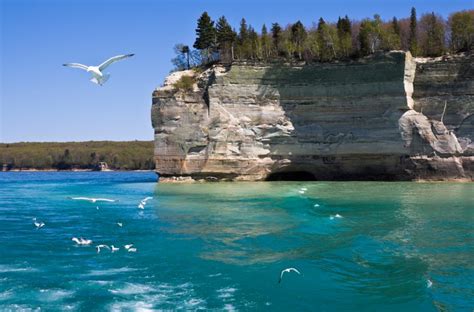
[1, 0, 472, 142]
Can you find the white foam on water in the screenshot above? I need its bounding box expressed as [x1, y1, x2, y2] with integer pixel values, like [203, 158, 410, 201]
[109, 283, 156, 295]
[86, 267, 141, 276]
[37, 289, 75, 302]
[109, 300, 154, 312]
[208, 273, 222, 277]
[0, 264, 38, 273]
[108, 281, 206, 311]
[224, 303, 237, 312]
[0, 289, 13, 300]
[217, 287, 237, 300]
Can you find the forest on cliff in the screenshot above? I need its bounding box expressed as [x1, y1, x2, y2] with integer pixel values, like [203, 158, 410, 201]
[172, 8, 474, 69]
[0, 141, 155, 171]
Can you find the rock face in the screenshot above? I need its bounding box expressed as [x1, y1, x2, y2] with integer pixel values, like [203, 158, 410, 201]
[151, 52, 473, 181]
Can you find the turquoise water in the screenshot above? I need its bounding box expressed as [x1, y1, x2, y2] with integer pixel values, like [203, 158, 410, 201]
[0, 172, 472, 311]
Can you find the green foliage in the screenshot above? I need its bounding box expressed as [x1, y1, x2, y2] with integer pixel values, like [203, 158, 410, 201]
[173, 75, 196, 91]
[271, 23, 282, 55]
[0, 141, 155, 171]
[419, 12, 445, 57]
[291, 21, 307, 59]
[216, 16, 236, 62]
[449, 10, 474, 52]
[337, 16, 352, 58]
[176, 9, 469, 69]
[193, 12, 216, 61]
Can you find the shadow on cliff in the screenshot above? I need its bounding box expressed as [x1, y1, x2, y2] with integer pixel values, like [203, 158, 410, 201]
[256, 52, 415, 181]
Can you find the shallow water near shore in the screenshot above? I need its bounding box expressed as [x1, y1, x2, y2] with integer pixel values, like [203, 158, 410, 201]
[0, 172, 472, 311]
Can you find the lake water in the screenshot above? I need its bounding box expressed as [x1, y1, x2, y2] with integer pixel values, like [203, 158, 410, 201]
[0, 172, 472, 311]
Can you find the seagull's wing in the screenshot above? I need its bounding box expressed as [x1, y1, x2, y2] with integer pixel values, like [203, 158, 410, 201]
[98, 54, 134, 71]
[70, 197, 93, 202]
[96, 198, 117, 202]
[63, 63, 89, 71]
[289, 268, 301, 275]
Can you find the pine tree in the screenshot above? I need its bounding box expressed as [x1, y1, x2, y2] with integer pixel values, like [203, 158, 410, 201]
[237, 18, 252, 59]
[261, 24, 271, 59]
[420, 12, 445, 56]
[317, 18, 337, 61]
[409, 7, 418, 56]
[337, 15, 352, 58]
[291, 21, 307, 59]
[216, 16, 236, 62]
[193, 12, 216, 63]
[392, 17, 400, 36]
[271, 23, 282, 55]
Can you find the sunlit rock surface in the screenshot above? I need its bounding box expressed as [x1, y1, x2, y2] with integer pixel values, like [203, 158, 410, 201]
[152, 52, 473, 181]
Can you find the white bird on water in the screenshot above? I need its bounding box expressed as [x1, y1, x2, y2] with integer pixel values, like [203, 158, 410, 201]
[33, 218, 45, 229]
[138, 202, 145, 209]
[117, 222, 123, 227]
[63, 54, 134, 86]
[72, 237, 93, 245]
[96, 244, 111, 253]
[330, 214, 343, 220]
[124, 244, 134, 250]
[278, 268, 301, 283]
[111, 245, 120, 252]
[127, 248, 137, 253]
[69, 197, 117, 203]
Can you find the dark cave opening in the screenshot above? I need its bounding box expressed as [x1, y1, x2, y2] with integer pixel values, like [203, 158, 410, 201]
[266, 171, 317, 181]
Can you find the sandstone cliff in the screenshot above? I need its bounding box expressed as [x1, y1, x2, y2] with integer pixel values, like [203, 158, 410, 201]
[151, 52, 473, 181]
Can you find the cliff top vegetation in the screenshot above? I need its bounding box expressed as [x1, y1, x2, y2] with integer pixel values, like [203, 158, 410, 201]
[171, 8, 474, 70]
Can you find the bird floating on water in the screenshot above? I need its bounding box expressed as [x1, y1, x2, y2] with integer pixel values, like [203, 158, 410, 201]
[117, 222, 123, 227]
[72, 237, 93, 245]
[330, 214, 343, 220]
[33, 218, 45, 229]
[278, 267, 301, 283]
[124, 244, 134, 250]
[96, 244, 110, 253]
[63, 54, 134, 86]
[427, 279, 433, 288]
[127, 248, 137, 253]
[111, 245, 120, 252]
[69, 197, 117, 203]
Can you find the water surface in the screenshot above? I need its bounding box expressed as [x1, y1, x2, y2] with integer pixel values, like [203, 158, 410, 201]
[0, 172, 472, 311]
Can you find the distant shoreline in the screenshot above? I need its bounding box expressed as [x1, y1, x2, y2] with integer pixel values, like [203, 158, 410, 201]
[2, 169, 155, 172]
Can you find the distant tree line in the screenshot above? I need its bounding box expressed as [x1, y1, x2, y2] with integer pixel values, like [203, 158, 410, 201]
[0, 141, 155, 171]
[171, 8, 474, 69]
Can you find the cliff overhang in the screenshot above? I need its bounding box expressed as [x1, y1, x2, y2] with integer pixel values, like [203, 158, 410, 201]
[151, 51, 473, 181]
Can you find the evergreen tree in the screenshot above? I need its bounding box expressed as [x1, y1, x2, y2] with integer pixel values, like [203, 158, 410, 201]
[237, 18, 252, 59]
[271, 23, 282, 55]
[291, 21, 307, 59]
[392, 17, 400, 36]
[193, 12, 216, 63]
[216, 16, 236, 62]
[261, 24, 271, 59]
[248, 26, 261, 59]
[337, 15, 352, 58]
[317, 18, 337, 61]
[420, 12, 445, 56]
[409, 7, 418, 56]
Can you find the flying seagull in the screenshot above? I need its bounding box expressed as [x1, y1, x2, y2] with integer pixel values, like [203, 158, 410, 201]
[33, 218, 45, 229]
[278, 267, 301, 284]
[69, 197, 117, 203]
[96, 244, 111, 253]
[63, 54, 134, 86]
[72, 237, 93, 245]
